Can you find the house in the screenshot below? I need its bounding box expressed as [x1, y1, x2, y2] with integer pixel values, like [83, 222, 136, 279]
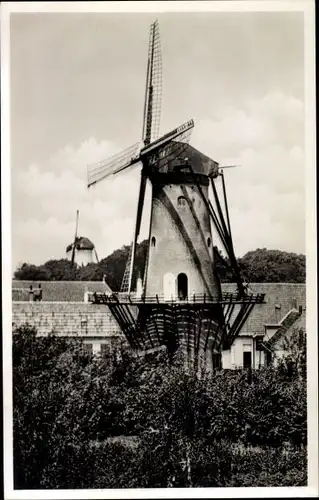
[11, 281, 306, 367]
[221, 283, 306, 369]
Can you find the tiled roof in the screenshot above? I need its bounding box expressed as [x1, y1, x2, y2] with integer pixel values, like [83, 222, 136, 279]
[12, 280, 108, 302]
[12, 281, 306, 335]
[221, 283, 306, 335]
[270, 312, 306, 348]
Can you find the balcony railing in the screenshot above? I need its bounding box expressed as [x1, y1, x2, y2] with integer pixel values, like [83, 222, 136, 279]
[89, 291, 265, 306]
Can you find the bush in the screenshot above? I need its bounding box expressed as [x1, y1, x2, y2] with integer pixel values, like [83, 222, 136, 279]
[13, 326, 307, 488]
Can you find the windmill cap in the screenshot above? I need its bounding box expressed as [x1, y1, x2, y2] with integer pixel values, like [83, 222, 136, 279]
[66, 236, 95, 252]
[165, 143, 219, 177]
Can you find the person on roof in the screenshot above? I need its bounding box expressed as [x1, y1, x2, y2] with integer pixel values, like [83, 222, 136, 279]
[34, 284, 42, 301]
[242, 278, 250, 295]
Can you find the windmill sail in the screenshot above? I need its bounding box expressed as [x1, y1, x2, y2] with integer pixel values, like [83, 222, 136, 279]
[87, 142, 141, 188]
[141, 119, 194, 157]
[86, 20, 192, 295]
[142, 19, 162, 146]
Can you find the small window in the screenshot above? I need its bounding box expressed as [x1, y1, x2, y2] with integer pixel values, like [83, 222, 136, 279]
[207, 237, 211, 248]
[151, 236, 156, 247]
[101, 343, 111, 357]
[192, 197, 195, 203]
[212, 353, 222, 370]
[177, 196, 187, 207]
[256, 337, 264, 351]
[83, 343, 93, 355]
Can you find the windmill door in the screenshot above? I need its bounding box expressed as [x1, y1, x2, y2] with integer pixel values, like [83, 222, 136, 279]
[163, 273, 176, 301]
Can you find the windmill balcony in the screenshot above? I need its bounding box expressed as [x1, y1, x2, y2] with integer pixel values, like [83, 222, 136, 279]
[89, 291, 265, 306]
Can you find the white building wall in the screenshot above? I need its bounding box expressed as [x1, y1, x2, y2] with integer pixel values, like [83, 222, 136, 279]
[222, 336, 266, 369]
[233, 337, 251, 369]
[66, 249, 94, 266]
[222, 349, 231, 369]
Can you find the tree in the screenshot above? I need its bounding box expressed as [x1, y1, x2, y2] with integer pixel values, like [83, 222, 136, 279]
[239, 249, 306, 283]
[277, 328, 307, 380]
[14, 262, 50, 281]
[13, 246, 306, 285]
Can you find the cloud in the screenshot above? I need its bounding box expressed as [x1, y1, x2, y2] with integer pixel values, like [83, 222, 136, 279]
[192, 91, 305, 256]
[12, 138, 152, 270]
[12, 90, 305, 272]
[192, 91, 304, 157]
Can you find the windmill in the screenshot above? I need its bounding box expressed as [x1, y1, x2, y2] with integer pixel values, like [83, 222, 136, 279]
[87, 20, 264, 368]
[66, 210, 99, 266]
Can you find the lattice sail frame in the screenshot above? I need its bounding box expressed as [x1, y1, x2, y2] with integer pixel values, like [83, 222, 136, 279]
[143, 19, 162, 145]
[87, 143, 141, 188]
[146, 129, 194, 173]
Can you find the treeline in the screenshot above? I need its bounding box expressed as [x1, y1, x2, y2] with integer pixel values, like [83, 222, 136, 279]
[14, 244, 306, 289]
[13, 241, 148, 291]
[13, 325, 307, 488]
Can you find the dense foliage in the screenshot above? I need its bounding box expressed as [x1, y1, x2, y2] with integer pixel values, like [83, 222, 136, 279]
[13, 326, 307, 489]
[14, 246, 305, 287]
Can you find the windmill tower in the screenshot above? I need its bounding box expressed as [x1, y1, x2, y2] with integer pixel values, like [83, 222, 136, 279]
[66, 210, 99, 266]
[87, 20, 264, 368]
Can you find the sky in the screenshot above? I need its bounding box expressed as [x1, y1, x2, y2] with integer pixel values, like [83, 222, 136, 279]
[10, 10, 305, 271]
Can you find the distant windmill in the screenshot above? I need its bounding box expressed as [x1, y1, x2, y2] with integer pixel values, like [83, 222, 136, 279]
[87, 20, 264, 367]
[66, 210, 99, 266]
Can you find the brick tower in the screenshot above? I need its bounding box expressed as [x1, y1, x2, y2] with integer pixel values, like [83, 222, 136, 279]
[144, 145, 221, 301]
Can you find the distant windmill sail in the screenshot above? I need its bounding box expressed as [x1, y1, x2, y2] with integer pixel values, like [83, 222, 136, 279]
[94, 247, 99, 264]
[71, 210, 79, 266]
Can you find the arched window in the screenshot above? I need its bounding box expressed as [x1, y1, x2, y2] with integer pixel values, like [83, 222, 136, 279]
[177, 196, 187, 207]
[207, 237, 211, 248]
[177, 273, 188, 300]
[151, 236, 156, 247]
